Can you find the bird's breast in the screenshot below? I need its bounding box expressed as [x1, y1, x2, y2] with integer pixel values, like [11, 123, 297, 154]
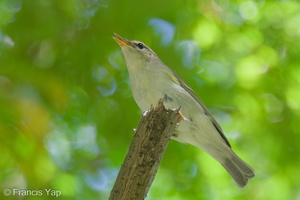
[131, 81, 165, 111]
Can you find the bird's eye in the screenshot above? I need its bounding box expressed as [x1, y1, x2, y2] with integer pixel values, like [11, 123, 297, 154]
[137, 43, 144, 49]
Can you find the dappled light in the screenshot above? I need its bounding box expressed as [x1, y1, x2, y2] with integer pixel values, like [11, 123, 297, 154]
[0, 0, 299, 199]
[148, 18, 175, 47]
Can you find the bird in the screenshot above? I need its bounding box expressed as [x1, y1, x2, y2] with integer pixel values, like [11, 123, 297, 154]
[113, 33, 255, 188]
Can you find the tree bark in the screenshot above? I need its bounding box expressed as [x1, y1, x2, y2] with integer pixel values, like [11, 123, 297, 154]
[109, 99, 180, 200]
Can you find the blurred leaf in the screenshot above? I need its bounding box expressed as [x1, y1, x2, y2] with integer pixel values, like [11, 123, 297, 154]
[0, 0, 299, 199]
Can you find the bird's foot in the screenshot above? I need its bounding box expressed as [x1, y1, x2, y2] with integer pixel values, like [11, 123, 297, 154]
[176, 110, 193, 123]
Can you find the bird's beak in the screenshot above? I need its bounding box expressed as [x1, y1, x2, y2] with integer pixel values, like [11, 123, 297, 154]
[113, 33, 133, 47]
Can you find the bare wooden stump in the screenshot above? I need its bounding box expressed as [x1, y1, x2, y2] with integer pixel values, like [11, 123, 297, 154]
[109, 99, 180, 200]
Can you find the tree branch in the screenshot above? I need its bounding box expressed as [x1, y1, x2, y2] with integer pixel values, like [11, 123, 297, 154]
[109, 99, 180, 200]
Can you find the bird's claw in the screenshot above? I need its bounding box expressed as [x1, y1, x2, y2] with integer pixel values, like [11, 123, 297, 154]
[177, 111, 193, 123]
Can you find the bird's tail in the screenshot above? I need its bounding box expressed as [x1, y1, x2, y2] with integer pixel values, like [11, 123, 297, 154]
[221, 150, 255, 188]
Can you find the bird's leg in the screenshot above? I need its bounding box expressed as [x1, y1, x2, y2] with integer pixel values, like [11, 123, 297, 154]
[178, 111, 193, 123]
[171, 108, 193, 125]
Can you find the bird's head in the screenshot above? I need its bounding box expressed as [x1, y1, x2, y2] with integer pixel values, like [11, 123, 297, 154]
[113, 33, 158, 68]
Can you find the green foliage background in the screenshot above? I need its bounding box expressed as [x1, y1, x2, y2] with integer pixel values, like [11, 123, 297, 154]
[0, 0, 299, 199]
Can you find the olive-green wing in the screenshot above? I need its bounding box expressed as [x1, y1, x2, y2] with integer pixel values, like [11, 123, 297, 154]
[171, 71, 231, 148]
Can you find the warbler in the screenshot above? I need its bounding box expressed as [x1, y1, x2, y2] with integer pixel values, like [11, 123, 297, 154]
[113, 33, 254, 188]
